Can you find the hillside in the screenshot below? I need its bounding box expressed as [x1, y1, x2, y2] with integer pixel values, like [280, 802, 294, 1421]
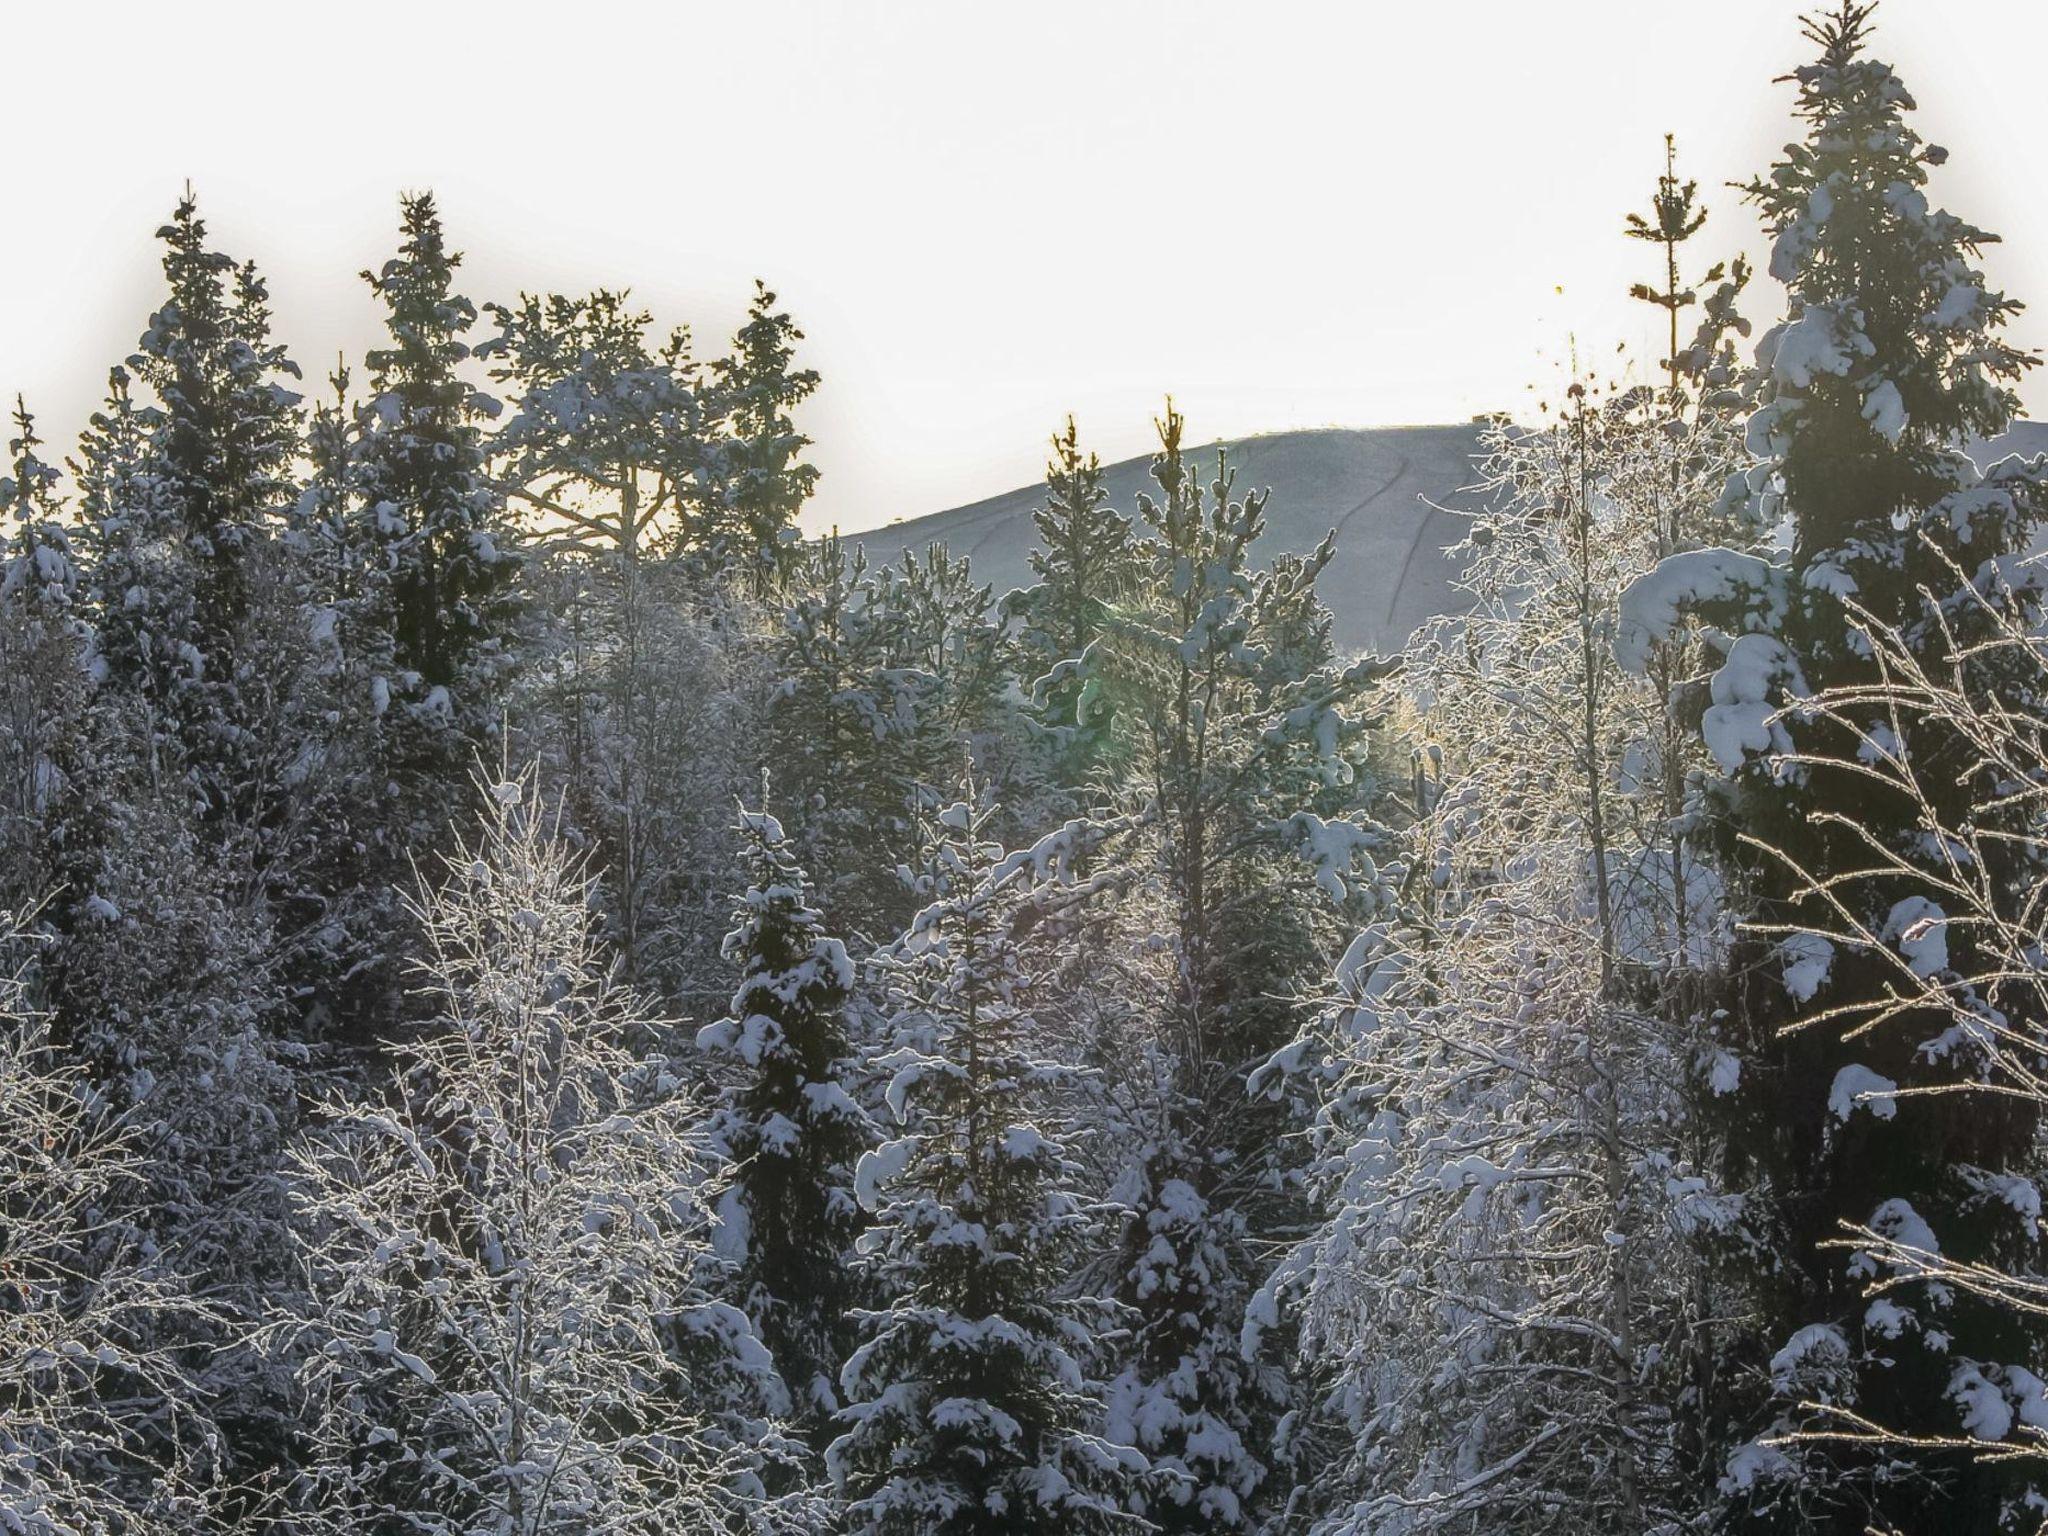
[854, 422, 1492, 658]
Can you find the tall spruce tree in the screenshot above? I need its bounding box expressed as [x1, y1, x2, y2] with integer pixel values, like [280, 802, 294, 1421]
[828, 788, 1144, 1534]
[92, 194, 305, 825]
[1616, 7, 2048, 1527]
[697, 799, 874, 1437]
[353, 192, 520, 718]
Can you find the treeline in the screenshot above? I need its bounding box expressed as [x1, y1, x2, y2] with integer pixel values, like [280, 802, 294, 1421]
[5, 4, 2048, 1533]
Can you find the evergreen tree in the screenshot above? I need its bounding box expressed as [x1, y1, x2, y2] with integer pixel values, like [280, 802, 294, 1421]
[766, 536, 939, 937]
[697, 799, 874, 1435]
[483, 288, 705, 563]
[86, 195, 306, 829]
[127, 197, 303, 669]
[828, 788, 1144, 1534]
[1001, 418, 1138, 801]
[0, 401, 86, 904]
[1616, 7, 2048, 1526]
[353, 192, 520, 717]
[698, 281, 819, 594]
[1095, 407, 1384, 1531]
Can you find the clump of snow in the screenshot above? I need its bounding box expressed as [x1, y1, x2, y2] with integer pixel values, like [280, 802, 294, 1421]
[1780, 932, 1835, 1003]
[1860, 379, 1907, 442]
[1848, 1197, 1943, 1282]
[1721, 1440, 1794, 1494]
[1885, 895, 1949, 976]
[1865, 1298, 1912, 1339]
[1757, 303, 1873, 388]
[854, 1137, 915, 1212]
[1702, 634, 1805, 774]
[1828, 1063, 1899, 1122]
[1769, 1322, 1848, 1390]
[1950, 1363, 2014, 1442]
[1614, 548, 1785, 674]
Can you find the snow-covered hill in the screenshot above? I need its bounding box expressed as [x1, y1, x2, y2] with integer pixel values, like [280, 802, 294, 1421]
[855, 419, 2048, 660]
[855, 422, 1493, 658]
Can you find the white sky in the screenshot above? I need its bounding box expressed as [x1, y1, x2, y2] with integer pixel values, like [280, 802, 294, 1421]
[4, 0, 2044, 534]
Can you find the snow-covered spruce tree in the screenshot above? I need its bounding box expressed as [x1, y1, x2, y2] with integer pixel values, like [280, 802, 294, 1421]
[1733, 594, 2048, 1478]
[316, 194, 525, 1034]
[105, 194, 305, 823]
[1087, 405, 1388, 1531]
[1614, 7, 2048, 1525]
[866, 543, 1025, 839]
[0, 922, 215, 1536]
[352, 192, 521, 736]
[33, 205, 320, 1488]
[284, 768, 802, 1535]
[696, 281, 820, 595]
[697, 798, 875, 1437]
[829, 787, 1145, 1534]
[764, 535, 949, 939]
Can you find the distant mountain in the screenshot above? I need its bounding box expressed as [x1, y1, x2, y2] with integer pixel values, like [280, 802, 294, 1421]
[853, 419, 2048, 660]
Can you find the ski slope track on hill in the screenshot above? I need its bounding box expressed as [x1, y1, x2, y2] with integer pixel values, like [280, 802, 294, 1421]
[855, 420, 2048, 661]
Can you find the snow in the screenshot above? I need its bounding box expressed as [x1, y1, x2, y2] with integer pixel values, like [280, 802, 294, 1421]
[1701, 634, 1804, 773]
[1865, 1298, 1912, 1339]
[854, 1138, 915, 1212]
[1828, 1064, 1899, 1122]
[1757, 303, 1872, 388]
[1720, 1440, 1794, 1494]
[1929, 279, 1981, 328]
[1849, 1198, 1944, 1282]
[1780, 933, 1835, 1003]
[1614, 547, 1785, 674]
[1769, 1322, 1848, 1389]
[1885, 895, 1949, 976]
[1277, 812, 1382, 905]
[1861, 378, 1907, 442]
[1951, 1363, 2014, 1441]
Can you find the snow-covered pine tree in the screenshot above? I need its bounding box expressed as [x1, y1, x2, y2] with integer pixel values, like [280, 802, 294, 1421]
[284, 768, 801, 1535]
[483, 288, 705, 563]
[829, 786, 1145, 1534]
[1615, 7, 2048, 1525]
[1092, 406, 1388, 1531]
[483, 287, 776, 993]
[697, 281, 820, 595]
[1001, 418, 1138, 801]
[697, 797, 874, 1437]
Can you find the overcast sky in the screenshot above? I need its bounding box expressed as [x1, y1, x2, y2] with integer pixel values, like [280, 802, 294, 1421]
[4, 1, 2044, 534]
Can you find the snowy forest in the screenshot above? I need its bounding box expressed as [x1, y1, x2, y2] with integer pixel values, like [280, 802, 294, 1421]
[7, 4, 2048, 1532]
